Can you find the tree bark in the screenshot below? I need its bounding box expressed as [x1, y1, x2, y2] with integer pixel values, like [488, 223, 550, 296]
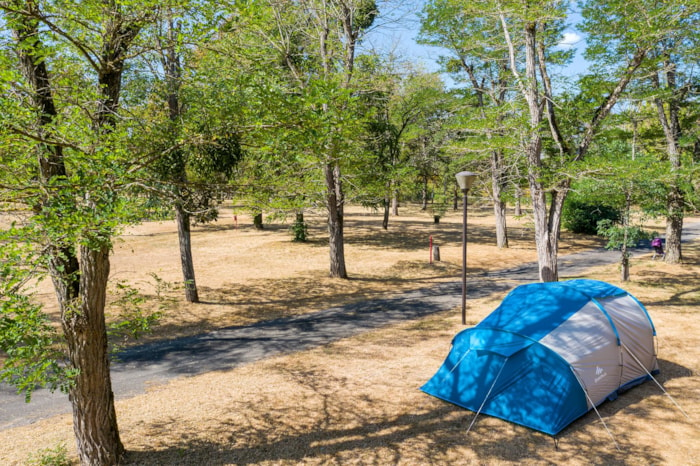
[293, 211, 308, 241]
[493, 197, 509, 249]
[382, 197, 390, 230]
[620, 192, 632, 282]
[519, 21, 562, 282]
[514, 184, 522, 216]
[64, 246, 124, 465]
[620, 241, 630, 282]
[325, 162, 347, 278]
[421, 177, 428, 211]
[175, 204, 199, 303]
[391, 194, 399, 216]
[664, 190, 684, 263]
[531, 184, 559, 282]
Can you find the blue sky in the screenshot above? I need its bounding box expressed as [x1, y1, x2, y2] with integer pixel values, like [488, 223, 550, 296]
[363, 2, 590, 81]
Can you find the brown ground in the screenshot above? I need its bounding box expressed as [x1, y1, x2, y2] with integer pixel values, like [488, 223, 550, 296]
[2, 205, 698, 465]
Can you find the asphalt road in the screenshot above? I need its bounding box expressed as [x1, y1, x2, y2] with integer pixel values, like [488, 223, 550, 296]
[2, 222, 698, 430]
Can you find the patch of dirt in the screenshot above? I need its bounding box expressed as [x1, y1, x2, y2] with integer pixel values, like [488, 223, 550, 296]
[1, 206, 698, 465]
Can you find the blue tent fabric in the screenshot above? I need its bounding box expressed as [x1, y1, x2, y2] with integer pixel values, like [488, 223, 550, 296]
[476, 280, 626, 340]
[421, 279, 658, 436]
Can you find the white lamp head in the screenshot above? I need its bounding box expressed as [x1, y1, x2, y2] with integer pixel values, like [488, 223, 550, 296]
[456, 171, 477, 192]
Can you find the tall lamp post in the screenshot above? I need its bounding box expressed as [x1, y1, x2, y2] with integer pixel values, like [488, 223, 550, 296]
[456, 171, 477, 325]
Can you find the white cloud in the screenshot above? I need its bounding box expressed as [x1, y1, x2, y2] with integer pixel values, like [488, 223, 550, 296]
[559, 32, 582, 48]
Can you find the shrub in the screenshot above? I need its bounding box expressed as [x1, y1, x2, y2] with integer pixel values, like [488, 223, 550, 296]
[562, 198, 620, 235]
[27, 443, 72, 466]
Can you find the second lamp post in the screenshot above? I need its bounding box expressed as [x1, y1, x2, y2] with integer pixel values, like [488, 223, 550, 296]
[456, 171, 477, 325]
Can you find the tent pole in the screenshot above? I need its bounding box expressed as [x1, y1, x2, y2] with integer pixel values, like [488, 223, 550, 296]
[433, 348, 472, 388]
[467, 358, 508, 433]
[622, 343, 690, 419]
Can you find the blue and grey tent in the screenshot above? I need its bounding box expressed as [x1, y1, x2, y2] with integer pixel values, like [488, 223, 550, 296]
[421, 279, 659, 435]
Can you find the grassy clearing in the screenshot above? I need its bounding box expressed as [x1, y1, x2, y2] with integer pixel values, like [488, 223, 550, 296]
[1, 205, 698, 465]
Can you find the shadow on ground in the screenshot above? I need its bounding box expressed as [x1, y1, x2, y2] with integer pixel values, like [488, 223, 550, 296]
[120, 359, 691, 466]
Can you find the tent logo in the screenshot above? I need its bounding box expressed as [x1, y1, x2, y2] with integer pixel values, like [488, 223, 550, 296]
[595, 366, 607, 383]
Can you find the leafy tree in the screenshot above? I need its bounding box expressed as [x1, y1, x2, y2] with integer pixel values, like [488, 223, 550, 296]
[0, 1, 157, 463]
[419, 0, 532, 248]
[597, 219, 651, 281]
[221, 0, 379, 278]
[424, 0, 682, 282]
[629, 6, 700, 263]
[357, 58, 450, 228]
[571, 139, 659, 281]
[130, 3, 243, 302]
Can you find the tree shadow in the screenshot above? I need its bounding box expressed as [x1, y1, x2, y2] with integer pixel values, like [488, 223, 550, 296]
[113, 279, 516, 378]
[120, 360, 677, 466]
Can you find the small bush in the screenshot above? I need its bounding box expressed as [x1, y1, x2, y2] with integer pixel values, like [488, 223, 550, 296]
[27, 443, 72, 466]
[562, 198, 620, 235]
[290, 217, 308, 242]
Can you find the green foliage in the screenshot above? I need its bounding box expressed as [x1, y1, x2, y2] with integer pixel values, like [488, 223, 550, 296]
[106, 273, 174, 354]
[26, 443, 72, 466]
[430, 191, 450, 219]
[290, 216, 309, 242]
[0, 229, 74, 402]
[597, 219, 652, 251]
[0, 292, 72, 402]
[354, 0, 378, 31]
[562, 197, 621, 235]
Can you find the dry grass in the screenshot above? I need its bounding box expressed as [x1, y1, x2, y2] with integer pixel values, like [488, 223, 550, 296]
[1, 205, 698, 465]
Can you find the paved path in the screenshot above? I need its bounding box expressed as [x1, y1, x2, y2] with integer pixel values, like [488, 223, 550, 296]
[2, 222, 698, 430]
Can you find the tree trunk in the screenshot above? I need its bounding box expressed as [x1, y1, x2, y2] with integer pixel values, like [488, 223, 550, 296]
[620, 242, 630, 282]
[531, 185, 559, 282]
[421, 177, 428, 211]
[253, 212, 264, 230]
[165, 17, 199, 301]
[325, 162, 347, 278]
[491, 150, 509, 248]
[493, 198, 509, 249]
[382, 197, 390, 230]
[292, 212, 308, 241]
[520, 22, 562, 282]
[63, 246, 124, 465]
[175, 204, 199, 303]
[620, 193, 631, 282]
[653, 63, 684, 264]
[665, 191, 684, 263]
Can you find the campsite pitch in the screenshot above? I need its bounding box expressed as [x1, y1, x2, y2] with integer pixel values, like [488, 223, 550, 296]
[1, 206, 698, 465]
